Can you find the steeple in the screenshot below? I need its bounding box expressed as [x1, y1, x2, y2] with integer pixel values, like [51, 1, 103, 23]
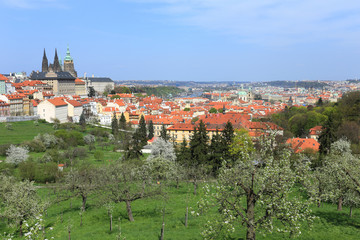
[53, 48, 61, 72]
[42, 49, 48, 72]
[64, 45, 73, 61]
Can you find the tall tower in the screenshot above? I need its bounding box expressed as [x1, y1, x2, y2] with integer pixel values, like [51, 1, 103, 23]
[63, 46, 77, 77]
[42, 49, 49, 72]
[53, 49, 62, 72]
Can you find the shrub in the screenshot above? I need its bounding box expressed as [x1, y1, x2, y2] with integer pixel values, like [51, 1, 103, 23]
[6, 145, 29, 165]
[19, 160, 37, 181]
[22, 140, 46, 153]
[0, 144, 11, 156]
[94, 150, 104, 161]
[34, 133, 58, 148]
[34, 162, 59, 183]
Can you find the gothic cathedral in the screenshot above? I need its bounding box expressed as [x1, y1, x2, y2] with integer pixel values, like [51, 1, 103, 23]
[42, 47, 77, 77]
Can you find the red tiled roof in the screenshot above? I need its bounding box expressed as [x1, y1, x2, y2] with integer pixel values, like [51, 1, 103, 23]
[0, 74, 8, 81]
[47, 98, 67, 107]
[66, 100, 83, 107]
[286, 138, 320, 153]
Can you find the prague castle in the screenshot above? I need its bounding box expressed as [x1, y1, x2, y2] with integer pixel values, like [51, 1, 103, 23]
[30, 47, 78, 96]
[41, 47, 77, 77]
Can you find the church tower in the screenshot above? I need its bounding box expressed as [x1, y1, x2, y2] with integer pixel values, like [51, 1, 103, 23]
[53, 49, 62, 72]
[63, 46, 77, 77]
[42, 49, 49, 72]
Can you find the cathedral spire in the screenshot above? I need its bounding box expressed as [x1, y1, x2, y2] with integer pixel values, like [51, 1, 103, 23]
[53, 48, 61, 72]
[42, 48, 48, 72]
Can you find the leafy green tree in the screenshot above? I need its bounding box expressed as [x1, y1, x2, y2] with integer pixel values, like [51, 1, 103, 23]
[197, 137, 315, 240]
[183, 108, 191, 111]
[119, 112, 127, 130]
[111, 112, 118, 136]
[229, 129, 254, 163]
[148, 120, 154, 140]
[209, 108, 217, 114]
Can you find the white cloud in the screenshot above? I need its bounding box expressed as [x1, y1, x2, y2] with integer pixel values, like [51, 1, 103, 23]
[126, 0, 360, 45]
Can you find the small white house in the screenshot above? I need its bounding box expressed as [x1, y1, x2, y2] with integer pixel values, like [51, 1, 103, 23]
[37, 98, 68, 123]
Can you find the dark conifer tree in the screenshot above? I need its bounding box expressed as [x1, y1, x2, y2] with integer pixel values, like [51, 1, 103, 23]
[119, 112, 127, 130]
[221, 121, 235, 161]
[79, 111, 86, 129]
[209, 129, 223, 175]
[189, 120, 209, 165]
[176, 138, 191, 166]
[124, 130, 143, 160]
[138, 115, 148, 146]
[148, 120, 154, 140]
[160, 125, 169, 142]
[319, 115, 337, 156]
[111, 112, 118, 136]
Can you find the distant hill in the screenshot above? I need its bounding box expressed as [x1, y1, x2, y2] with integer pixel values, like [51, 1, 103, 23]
[262, 81, 329, 89]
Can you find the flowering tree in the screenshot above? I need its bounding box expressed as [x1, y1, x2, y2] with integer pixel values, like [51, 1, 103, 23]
[6, 145, 29, 165]
[0, 176, 44, 237]
[196, 137, 315, 240]
[84, 134, 96, 151]
[317, 139, 360, 212]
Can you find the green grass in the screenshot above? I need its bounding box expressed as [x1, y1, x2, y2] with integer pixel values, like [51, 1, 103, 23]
[0, 121, 54, 145]
[2, 182, 360, 240]
[1, 122, 360, 239]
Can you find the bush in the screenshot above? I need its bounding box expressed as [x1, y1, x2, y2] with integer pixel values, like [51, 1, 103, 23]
[42, 149, 62, 163]
[54, 130, 85, 147]
[19, 160, 36, 181]
[34, 133, 58, 148]
[6, 145, 29, 165]
[94, 150, 104, 161]
[0, 144, 11, 156]
[22, 140, 46, 153]
[90, 128, 109, 138]
[34, 162, 59, 183]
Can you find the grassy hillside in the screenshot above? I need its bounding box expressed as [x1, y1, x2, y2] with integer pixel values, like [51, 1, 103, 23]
[0, 121, 54, 145]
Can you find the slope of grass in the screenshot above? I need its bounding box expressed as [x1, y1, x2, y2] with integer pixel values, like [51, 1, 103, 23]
[0, 121, 54, 145]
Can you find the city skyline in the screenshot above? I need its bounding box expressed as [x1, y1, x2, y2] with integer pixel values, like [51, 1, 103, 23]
[1, 0, 360, 82]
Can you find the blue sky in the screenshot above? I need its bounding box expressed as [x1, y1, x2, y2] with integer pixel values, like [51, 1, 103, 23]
[1, 0, 360, 82]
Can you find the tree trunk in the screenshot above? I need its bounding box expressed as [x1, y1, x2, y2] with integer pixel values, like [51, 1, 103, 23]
[246, 194, 256, 240]
[317, 199, 321, 208]
[19, 220, 23, 237]
[110, 212, 113, 231]
[160, 206, 165, 240]
[68, 226, 71, 240]
[126, 200, 135, 222]
[185, 206, 188, 227]
[82, 195, 87, 211]
[350, 206, 353, 218]
[193, 181, 197, 195]
[80, 212, 83, 226]
[337, 197, 343, 211]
